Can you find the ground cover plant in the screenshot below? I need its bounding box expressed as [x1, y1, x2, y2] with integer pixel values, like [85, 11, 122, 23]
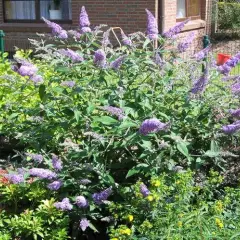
[0, 6, 240, 240]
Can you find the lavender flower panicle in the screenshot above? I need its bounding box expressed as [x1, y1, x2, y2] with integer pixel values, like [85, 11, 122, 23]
[155, 53, 164, 67]
[163, 19, 190, 38]
[60, 81, 76, 88]
[140, 183, 150, 197]
[52, 154, 63, 171]
[94, 49, 106, 68]
[101, 106, 124, 120]
[222, 121, 240, 135]
[177, 32, 195, 53]
[76, 196, 88, 208]
[145, 9, 158, 40]
[222, 75, 240, 81]
[30, 75, 44, 84]
[110, 56, 125, 70]
[102, 31, 111, 46]
[80, 179, 92, 185]
[218, 52, 240, 76]
[121, 31, 132, 46]
[84, 132, 104, 140]
[69, 30, 81, 39]
[59, 49, 83, 62]
[79, 218, 89, 231]
[231, 82, 240, 95]
[191, 69, 209, 94]
[139, 118, 169, 135]
[194, 46, 211, 61]
[18, 63, 38, 77]
[47, 180, 62, 191]
[6, 173, 24, 184]
[29, 168, 57, 180]
[26, 153, 43, 163]
[42, 17, 68, 39]
[80, 6, 90, 27]
[54, 198, 73, 211]
[229, 109, 240, 118]
[92, 187, 112, 204]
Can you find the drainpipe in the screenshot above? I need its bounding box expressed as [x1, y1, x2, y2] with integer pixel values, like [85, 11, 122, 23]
[0, 30, 5, 53]
[158, 0, 165, 34]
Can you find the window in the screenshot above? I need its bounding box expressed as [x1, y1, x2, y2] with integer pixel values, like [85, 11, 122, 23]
[176, 0, 200, 20]
[3, 0, 72, 22]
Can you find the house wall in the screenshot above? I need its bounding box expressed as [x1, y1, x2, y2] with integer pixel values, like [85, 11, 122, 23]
[0, 0, 209, 54]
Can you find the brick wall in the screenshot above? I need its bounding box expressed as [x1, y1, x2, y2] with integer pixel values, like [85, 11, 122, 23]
[0, 0, 209, 53]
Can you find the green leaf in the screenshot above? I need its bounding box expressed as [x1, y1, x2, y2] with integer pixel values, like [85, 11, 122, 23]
[39, 84, 46, 101]
[177, 142, 189, 158]
[102, 174, 115, 184]
[92, 116, 118, 125]
[118, 121, 138, 130]
[126, 164, 149, 178]
[74, 110, 81, 123]
[204, 150, 220, 158]
[89, 222, 99, 233]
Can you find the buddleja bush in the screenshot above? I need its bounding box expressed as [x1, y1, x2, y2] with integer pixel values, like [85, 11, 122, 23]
[0, 5, 240, 239]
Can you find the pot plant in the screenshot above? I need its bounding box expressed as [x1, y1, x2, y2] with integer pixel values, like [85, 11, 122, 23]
[49, 0, 62, 20]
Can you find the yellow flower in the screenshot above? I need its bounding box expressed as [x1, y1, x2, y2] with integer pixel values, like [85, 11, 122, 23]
[147, 195, 154, 202]
[176, 180, 181, 184]
[127, 215, 134, 222]
[151, 180, 161, 187]
[177, 221, 183, 228]
[111, 238, 118, 240]
[178, 213, 184, 218]
[215, 218, 224, 229]
[120, 228, 132, 235]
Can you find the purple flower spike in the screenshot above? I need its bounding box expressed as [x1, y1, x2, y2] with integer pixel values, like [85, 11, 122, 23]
[6, 173, 24, 184]
[110, 56, 125, 70]
[218, 52, 240, 76]
[29, 168, 57, 180]
[54, 198, 73, 211]
[60, 81, 76, 88]
[191, 69, 209, 94]
[94, 49, 106, 68]
[101, 106, 124, 120]
[59, 49, 83, 62]
[58, 30, 68, 39]
[52, 154, 63, 171]
[18, 63, 38, 77]
[121, 31, 132, 46]
[80, 218, 89, 231]
[30, 75, 43, 84]
[139, 118, 169, 135]
[81, 27, 91, 33]
[26, 153, 43, 163]
[163, 19, 190, 38]
[229, 109, 240, 118]
[155, 53, 164, 67]
[80, 6, 90, 28]
[47, 180, 62, 191]
[42, 17, 68, 39]
[145, 9, 158, 40]
[76, 196, 88, 208]
[92, 187, 112, 204]
[177, 32, 195, 53]
[140, 183, 150, 197]
[80, 179, 92, 185]
[231, 82, 240, 95]
[194, 46, 211, 61]
[222, 121, 240, 135]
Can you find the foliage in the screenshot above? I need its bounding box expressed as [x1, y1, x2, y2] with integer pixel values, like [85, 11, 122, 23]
[217, 2, 240, 31]
[0, 7, 240, 239]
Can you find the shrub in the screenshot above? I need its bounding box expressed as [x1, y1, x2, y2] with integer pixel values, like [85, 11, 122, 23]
[0, 6, 240, 239]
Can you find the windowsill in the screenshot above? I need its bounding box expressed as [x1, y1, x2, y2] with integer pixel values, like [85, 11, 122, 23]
[0, 22, 72, 32]
[181, 19, 206, 31]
